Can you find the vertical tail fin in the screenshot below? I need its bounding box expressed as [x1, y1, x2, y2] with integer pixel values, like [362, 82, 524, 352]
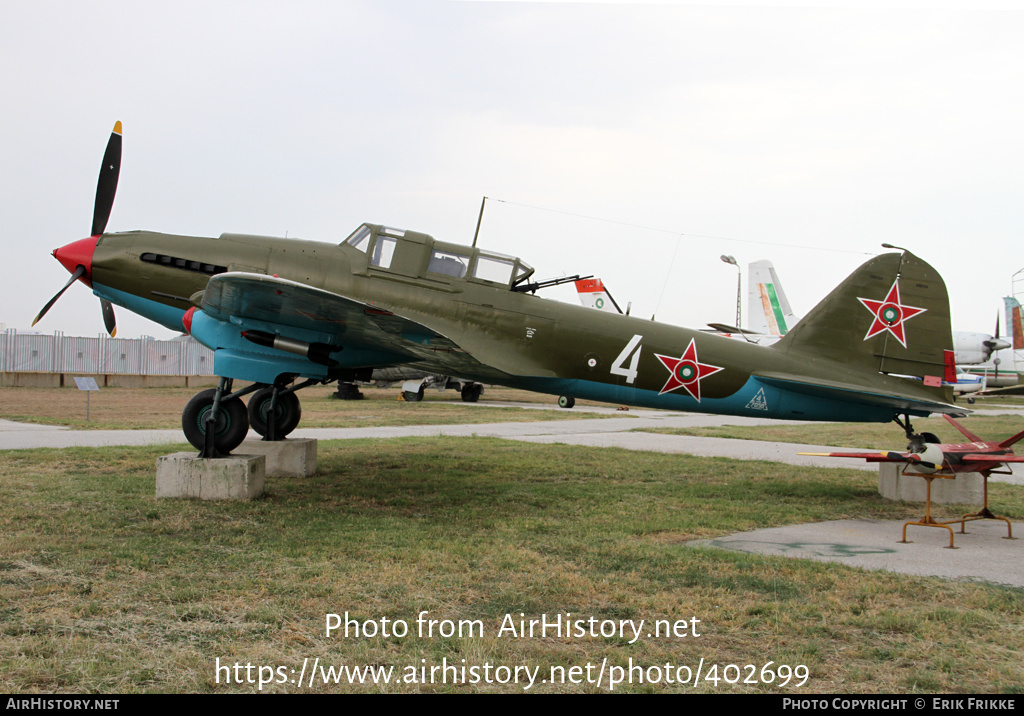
[944, 414, 982, 442]
[999, 428, 1024, 450]
[575, 278, 622, 314]
[773, 251, 954, 400]
[1005, 296, 1023, 351]
[747, 260, 797, 336]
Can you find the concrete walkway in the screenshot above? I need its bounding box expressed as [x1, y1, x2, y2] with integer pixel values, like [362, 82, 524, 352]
[6, 404, 1022, 482]
[0, 412, 925, 473]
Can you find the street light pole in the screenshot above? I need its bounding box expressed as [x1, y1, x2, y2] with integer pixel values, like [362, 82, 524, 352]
[720, 255, 741, 328]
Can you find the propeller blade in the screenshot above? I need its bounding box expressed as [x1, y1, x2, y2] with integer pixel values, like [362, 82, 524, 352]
[904, 453, 941, 471]
[32, 266, 86, 326]
[101, 299, 117, 337]
[91, 121, 122, 236]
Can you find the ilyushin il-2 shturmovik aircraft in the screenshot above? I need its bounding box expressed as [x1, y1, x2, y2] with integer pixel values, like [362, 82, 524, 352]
[35, 123, 965, 457]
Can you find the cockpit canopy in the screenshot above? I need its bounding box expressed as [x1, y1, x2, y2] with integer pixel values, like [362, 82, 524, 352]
[342, 223, 535, 289]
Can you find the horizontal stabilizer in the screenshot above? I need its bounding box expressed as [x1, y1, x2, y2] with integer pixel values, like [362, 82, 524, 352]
[756, 372, 966, 417]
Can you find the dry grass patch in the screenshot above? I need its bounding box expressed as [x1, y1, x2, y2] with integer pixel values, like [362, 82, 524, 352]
[0, 385, 616, 431]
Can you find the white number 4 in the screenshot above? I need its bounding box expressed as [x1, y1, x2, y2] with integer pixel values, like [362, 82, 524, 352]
[611, 334, 643, 384]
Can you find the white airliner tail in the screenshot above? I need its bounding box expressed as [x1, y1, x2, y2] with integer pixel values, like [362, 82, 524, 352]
[747, 260, 797, 336]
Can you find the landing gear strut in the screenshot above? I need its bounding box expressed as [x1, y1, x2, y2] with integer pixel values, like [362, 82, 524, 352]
[893, 413, 939, 452]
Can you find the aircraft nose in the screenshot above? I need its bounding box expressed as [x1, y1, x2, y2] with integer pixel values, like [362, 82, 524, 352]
[52, 236, 99, 287]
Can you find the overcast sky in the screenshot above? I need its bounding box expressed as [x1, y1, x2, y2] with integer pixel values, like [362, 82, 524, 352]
[3, 0, 1022, 341]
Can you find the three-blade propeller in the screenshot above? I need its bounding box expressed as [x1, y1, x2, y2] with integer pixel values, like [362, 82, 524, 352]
[33, 121, 121, 336]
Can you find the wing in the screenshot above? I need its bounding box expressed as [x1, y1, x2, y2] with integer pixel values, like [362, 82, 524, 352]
[959, 454, 1024, 464]
[199, 272, 512, 381]
[798, 450, 914, 463]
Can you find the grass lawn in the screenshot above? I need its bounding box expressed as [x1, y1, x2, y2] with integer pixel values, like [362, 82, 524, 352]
[2, 438, 1023, 693]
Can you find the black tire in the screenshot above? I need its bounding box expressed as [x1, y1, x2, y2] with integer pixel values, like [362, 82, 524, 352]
[247, 387, 302, 438]
[403, 386, 425, 402]
[558, 395, 575, 409]
[182, 389, 250, 454]
[461, 383, 482, 403]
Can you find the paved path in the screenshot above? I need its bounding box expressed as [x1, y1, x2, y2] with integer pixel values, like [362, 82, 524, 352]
[5, 403, 1022, 482]
[0, 411, 901, 474]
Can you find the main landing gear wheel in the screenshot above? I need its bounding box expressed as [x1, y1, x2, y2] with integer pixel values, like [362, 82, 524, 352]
[182, 389, 249, 455]
[402, 385, 425, 402]
[461, 383, 482, 403]
[247, 387, 302, 439]
[558, 396, 575, 409]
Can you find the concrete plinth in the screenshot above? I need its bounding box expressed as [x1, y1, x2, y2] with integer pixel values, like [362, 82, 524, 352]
[156, 452, 265, 500]
[238, 438, 318, 477]
[878, 463, 984, 504]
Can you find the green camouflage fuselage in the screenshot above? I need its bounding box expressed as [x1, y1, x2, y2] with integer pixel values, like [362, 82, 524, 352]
[88, 225, 957, 423]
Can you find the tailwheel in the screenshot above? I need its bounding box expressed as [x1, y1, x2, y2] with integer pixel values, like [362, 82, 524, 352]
[248, 387, 302, 439]
[182, 388, 249, 455]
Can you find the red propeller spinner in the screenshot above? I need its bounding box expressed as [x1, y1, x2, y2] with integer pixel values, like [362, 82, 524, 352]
[52, 236, 99, 286]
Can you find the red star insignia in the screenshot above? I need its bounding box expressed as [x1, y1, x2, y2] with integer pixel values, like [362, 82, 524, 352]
[857, 280, 926, 348]
[655, 338, 723, 401]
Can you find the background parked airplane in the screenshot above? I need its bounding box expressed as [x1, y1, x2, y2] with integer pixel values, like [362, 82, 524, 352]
[959, 297, 1024, 391]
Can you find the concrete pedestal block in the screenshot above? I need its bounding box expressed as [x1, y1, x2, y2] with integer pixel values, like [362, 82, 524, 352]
[238, 438, 318, 477]
[156, 452, 266, 500]
[878, 463, 984, 504]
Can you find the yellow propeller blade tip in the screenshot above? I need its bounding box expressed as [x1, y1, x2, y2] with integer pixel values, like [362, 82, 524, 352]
[113, 121, 122, 135]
